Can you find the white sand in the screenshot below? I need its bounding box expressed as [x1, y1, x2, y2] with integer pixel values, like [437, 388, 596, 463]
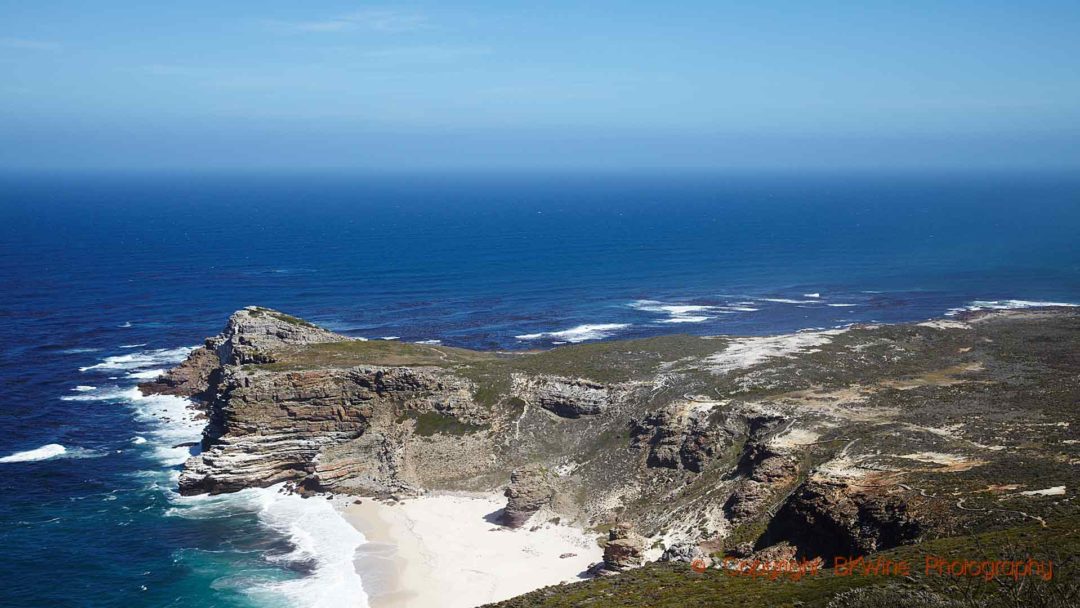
[705, 329, 844, 375]
[343, 494, 601, 608]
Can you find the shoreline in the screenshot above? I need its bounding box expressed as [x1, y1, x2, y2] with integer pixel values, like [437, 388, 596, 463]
[340, 493, 601, 608]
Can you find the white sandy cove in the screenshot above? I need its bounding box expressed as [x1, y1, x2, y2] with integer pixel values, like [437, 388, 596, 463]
[343, 493, 601, 608]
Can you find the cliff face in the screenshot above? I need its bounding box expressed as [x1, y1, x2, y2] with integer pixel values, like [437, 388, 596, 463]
[145, 306, 1080, 567]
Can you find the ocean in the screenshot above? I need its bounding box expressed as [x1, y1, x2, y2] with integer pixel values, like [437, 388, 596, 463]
[1, 171, 1078, 607]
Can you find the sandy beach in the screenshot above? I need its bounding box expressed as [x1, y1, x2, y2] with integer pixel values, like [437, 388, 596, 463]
[342, 493, 601, 608]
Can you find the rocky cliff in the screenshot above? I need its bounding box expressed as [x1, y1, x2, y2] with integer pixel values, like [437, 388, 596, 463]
[144, 306, 1079, 573]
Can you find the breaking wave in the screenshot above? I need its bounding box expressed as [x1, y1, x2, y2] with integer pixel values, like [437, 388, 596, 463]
[0, 443, 102, 463]
[946, 299, 1078, 316]
[516, 323, 630, 343]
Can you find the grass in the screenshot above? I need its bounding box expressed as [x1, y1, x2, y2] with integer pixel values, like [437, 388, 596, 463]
[397, 410, 490, 436]
[487, 515, 1080, 608]
[252, 339, 496, 371]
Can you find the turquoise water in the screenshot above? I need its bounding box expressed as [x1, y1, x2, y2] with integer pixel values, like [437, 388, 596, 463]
[0, 171, 1077, 606]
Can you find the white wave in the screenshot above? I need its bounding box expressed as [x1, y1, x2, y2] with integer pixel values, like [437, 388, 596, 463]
[630, 300, 757, 324]
[127, 368, 165, 380]
[379, 337, 400, 341]
[0, 444, 67, 463]
[123, 388, 204, 466]
[759, 298, 820, 304]
[79, 347, 193, 373]
[120, 343, 147, 349]
[946, 299, 1078, 316]
[119, 321, 133, 328]
[131, 436, 148, 444]
[416, 339, 441, 345]
[0, 443, 103, 463]
[73, 385, 96, 392]
[61, 348, 100, 354]
[254, 488, 368, 608]
[827, 303, 858, 307]
[169, 487, 368, 608]
[804, 293, 821, 298]
[516, 323, 630, 343]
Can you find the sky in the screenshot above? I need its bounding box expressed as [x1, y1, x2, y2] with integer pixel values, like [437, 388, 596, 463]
[1, 1, 1079, 171]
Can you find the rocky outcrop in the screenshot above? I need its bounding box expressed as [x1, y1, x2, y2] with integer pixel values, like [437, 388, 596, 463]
[502, 465, 556, 528]
[138, 346, 221, 401]
[723, 419, 799, 522]
[208, 306, 346, 365]
[601, 523, 645, 572]
[177, 364, 481, 495]
[143, 306, 1080, 588]
[632, 404, 730, 472]
[757, 480, 923, 560]
[515, 375, 615, 418]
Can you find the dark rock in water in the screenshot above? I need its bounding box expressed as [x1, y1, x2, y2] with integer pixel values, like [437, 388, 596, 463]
[171, 441, 200, 449]
[502, 465, 555, 528]
[138, 346, 221, 402]
[559, 552, 576, 559]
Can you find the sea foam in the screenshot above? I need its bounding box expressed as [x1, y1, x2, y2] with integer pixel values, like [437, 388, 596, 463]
[516, 323, 630, 343]
[946, 299, 1078, 316]
[168, 487, 369, 608]
[0, 443, 102, 463]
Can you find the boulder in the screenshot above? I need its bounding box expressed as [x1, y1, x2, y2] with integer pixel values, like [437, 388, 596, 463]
[502, 465, 555, 528]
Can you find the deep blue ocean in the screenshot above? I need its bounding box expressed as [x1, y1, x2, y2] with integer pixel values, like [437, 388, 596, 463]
[1, 172, 1078, 607]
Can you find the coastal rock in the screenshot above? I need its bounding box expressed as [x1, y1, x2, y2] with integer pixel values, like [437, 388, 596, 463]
[207, 306, 348, 365]
[153, 306, 1080, 585]
[602, 523, 645, 572]
[516, 375, 615, 418]
[137, 346, 220, 401]
[756, 480, 923, 560]
[502, 465, 556, 528]
[631, 403, 732, 472]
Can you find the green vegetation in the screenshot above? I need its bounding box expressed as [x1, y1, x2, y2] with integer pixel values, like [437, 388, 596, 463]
[253, 338, 495, 371]
[489, 516, 1079, 608]
[397, 410, 490, 437]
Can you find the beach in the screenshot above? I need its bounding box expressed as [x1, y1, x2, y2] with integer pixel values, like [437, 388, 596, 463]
[342, 494, 602, 608]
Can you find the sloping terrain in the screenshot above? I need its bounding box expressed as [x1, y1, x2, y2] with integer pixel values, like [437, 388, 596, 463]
[144, 306, 1078, 603]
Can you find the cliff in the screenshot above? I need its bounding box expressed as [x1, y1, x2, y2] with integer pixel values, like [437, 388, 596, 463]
[143, 306, 1079, 579]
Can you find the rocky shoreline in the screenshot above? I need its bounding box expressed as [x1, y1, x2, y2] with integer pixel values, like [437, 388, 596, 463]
[142, 305, 1079, 592]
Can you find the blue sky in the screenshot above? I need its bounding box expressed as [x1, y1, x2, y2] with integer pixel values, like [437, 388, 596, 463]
[1, 1, 1078, 170]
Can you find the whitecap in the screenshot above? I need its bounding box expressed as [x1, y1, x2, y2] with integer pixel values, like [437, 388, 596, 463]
[759, 298, 820, 304]
[516, 323, 630, 343]
[127, 368, 165, 380]
[379, 337, 400, 341]
[119, 321, 133, 328]
[0, 444, 67, 463]
[79, 347, 193, 373]
[169, 486, 368, 608]
[0, 443, 103, 463]
[630, 300, 755, 324]
[826, 303, 858, 307]
[60, 348, 101, 354]
[120, 343, 147, 349]
[131, 436, 148, 445]
[946, 299, 1078, 316]
[415, 339, 442, 345]
[803, 293, 821, 298]
[73, 385, 96, 392]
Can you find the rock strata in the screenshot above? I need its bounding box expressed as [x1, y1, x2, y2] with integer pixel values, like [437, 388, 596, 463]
[602, 523, 645, 572]
[141, 306, 1080, 587]
[503, 466, 556, 528]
